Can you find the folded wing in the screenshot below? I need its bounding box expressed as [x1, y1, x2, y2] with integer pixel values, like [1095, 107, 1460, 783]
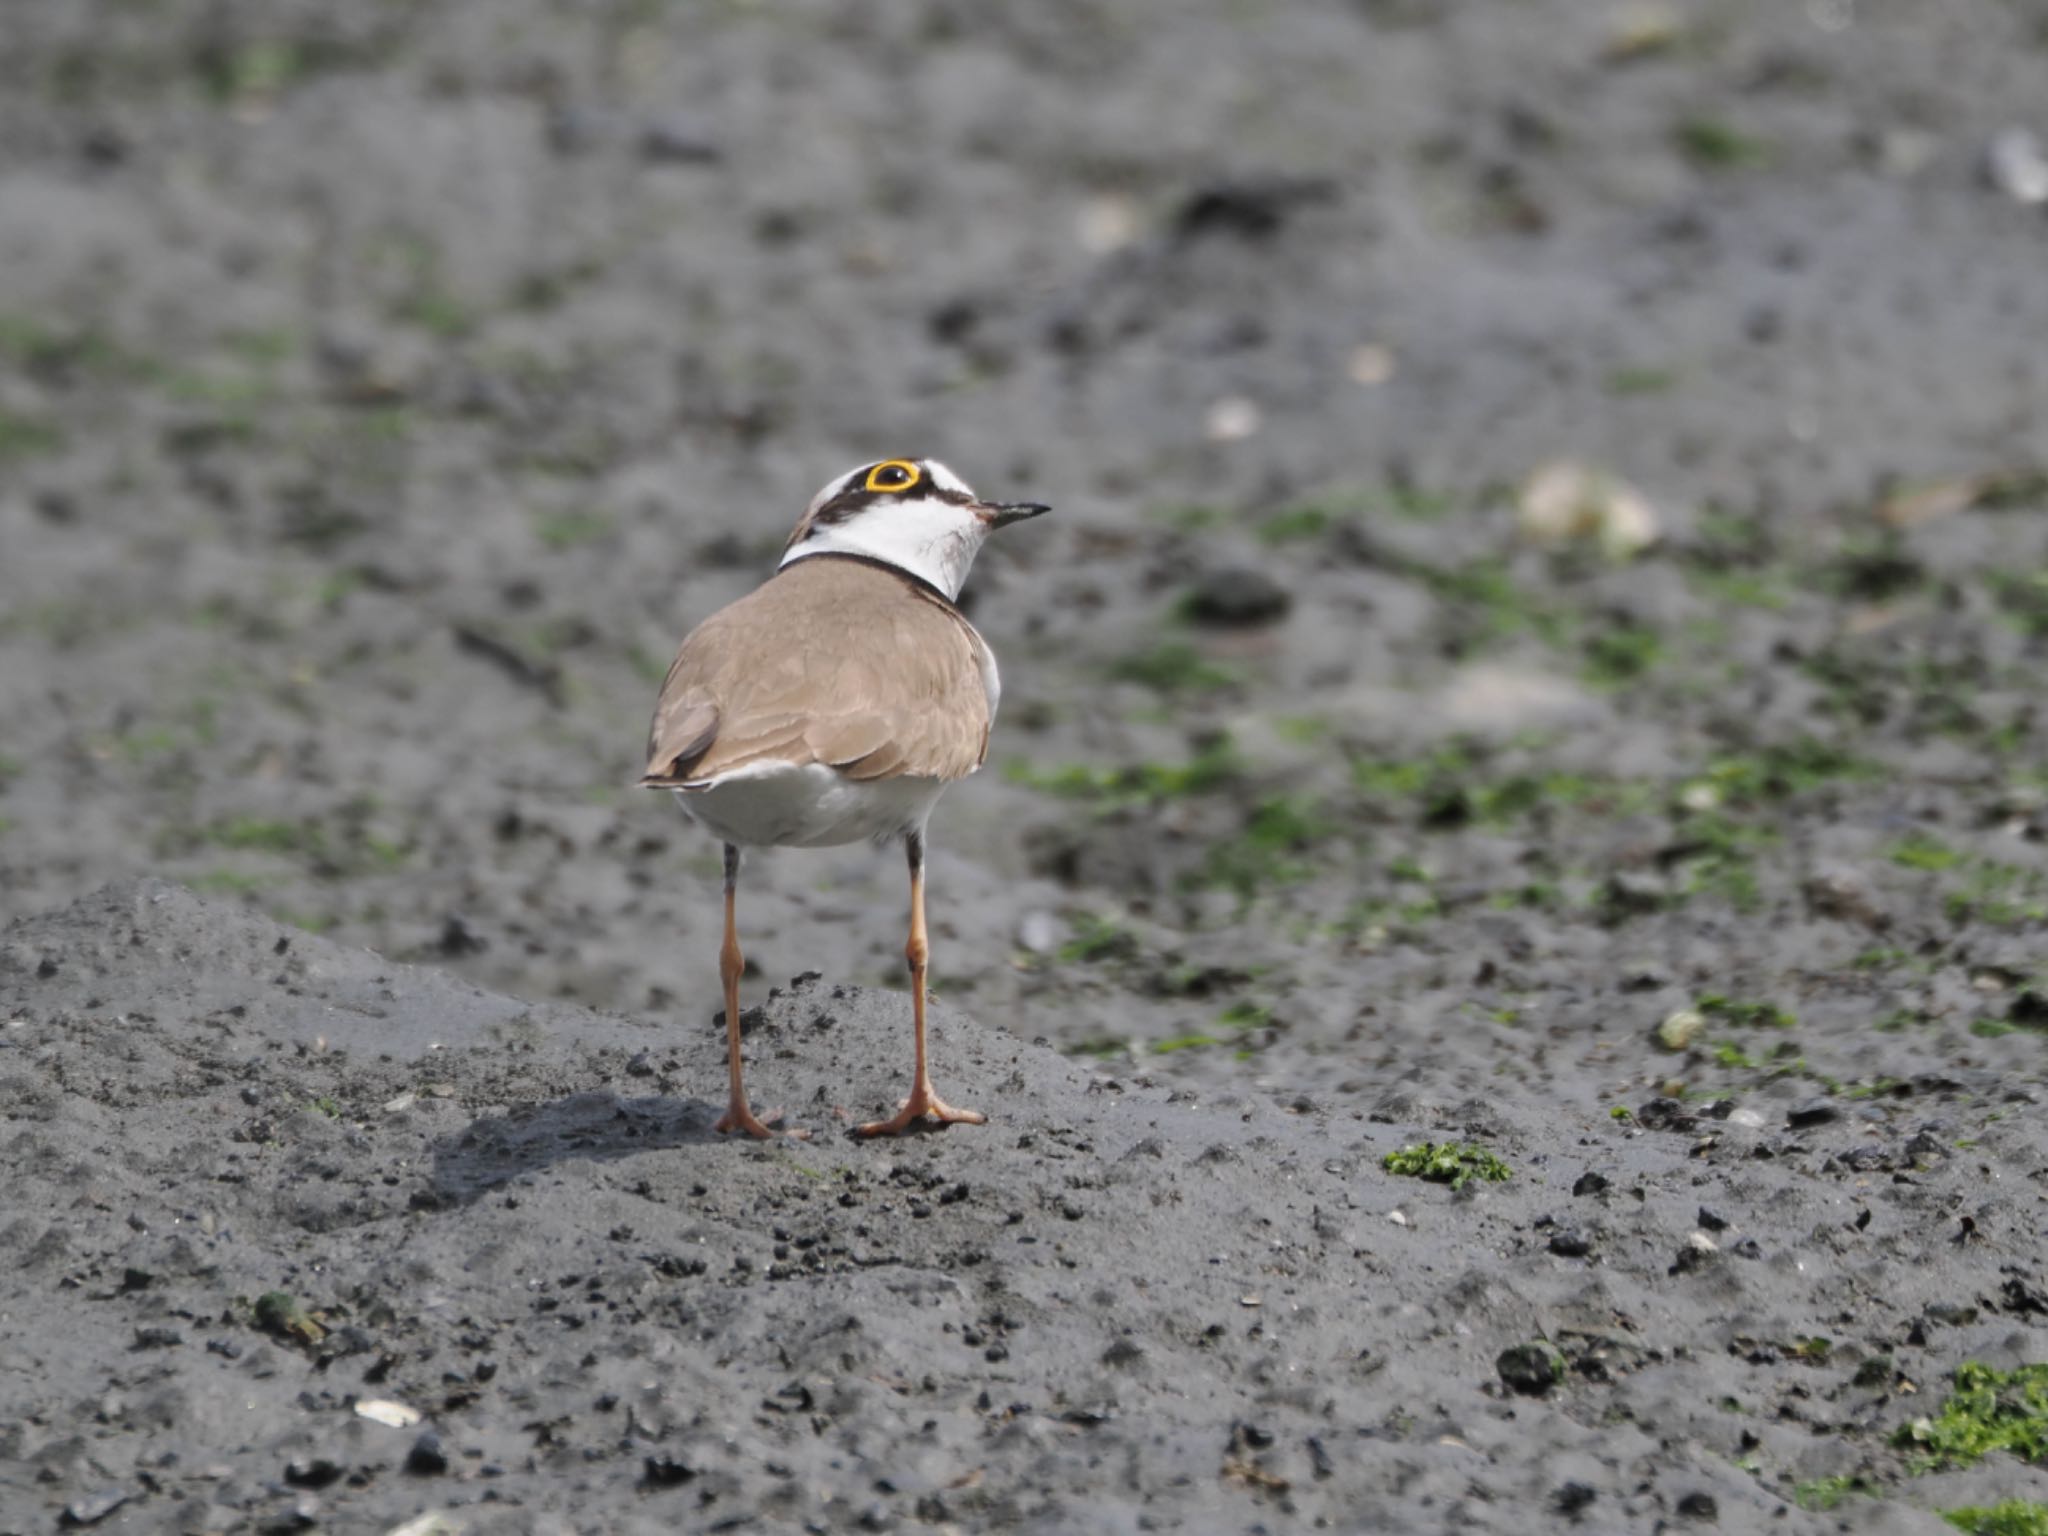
[642, 561, 991, 789]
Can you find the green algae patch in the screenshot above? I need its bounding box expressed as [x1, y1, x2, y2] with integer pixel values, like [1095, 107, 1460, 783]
[1945, 1502, 2048, 1536]
[1899, 1362, 2048, 1470]
[1381, 1142, 1511, 1192]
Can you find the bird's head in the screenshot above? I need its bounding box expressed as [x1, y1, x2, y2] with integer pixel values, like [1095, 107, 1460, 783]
[779, 457, 1049, 601]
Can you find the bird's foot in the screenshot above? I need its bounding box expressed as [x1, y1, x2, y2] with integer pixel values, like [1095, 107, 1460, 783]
[854, 1085, 987, 1138]
[715, 1102, 807, 1140]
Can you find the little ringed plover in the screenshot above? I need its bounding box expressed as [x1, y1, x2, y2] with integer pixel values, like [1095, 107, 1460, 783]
[641, 457, 1050, 1138]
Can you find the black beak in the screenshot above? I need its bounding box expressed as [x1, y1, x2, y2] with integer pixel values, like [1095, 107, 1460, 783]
[984, 500, 1051, 528]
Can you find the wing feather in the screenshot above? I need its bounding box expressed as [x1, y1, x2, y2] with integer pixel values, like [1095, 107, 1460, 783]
[640, 559, 991, 789]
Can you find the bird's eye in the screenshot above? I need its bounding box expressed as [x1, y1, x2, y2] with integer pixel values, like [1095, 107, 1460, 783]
[865, 460, 920, 493]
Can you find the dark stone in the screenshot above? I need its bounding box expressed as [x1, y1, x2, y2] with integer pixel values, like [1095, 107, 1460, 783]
[1697, 1206, 1728, 1231]
[1548, 1228, 1592, 1258]
[436, 914, 486, 957]
[639, 115, 722, 164]
[406, 1431, 448, 1475]
[1183, 567, 1292, 628]
[1496, 1341, 1564, 1396]
[1572, 1171, 1610, 1197]
[1788, 1098, 1839, 1128]
[2002, 1276, 2048, 1316]
[1172, 176, 1337, 241]
[283, 1458, 342, 1489]
[132, 1326, 182, 1349]
[1555, 1481, 1598, 1514]
[643, 1454, 697, 1487]
[1671, 1240, 1718, 1275]
[1637, 1097, 1697, 1133]
[1730, 1238, 1762, 1260]
[1676, 1491, 1718, 1519]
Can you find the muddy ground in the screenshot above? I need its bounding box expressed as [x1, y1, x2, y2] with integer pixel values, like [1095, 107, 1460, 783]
[3, 1, 2048, 1532]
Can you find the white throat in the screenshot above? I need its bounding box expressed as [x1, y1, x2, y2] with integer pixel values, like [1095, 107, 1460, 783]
[779, 498, 989, 601]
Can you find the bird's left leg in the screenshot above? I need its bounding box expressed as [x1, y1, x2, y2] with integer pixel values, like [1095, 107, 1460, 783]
[712, 842, 783, 1139]
[855, 829, 986, 1136]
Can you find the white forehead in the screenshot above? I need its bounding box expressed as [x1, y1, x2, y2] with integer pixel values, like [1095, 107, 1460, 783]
[804, 458, 976, 515]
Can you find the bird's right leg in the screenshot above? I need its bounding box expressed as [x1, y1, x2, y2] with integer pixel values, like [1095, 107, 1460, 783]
[713, 843, 777, 1139]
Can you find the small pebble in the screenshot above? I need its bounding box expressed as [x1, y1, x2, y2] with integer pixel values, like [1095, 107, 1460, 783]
[1016, 911, 1063, 956]
[61, 1488, 130, 1527]
[354, 1399, 422, 1429]
[1787, 1098, 1839, 1128]
[1548, 1228, 1592, 1258]
[1987, 127, 2048, 205]
[1572, 1171, 1610, 1197]
[1204, 396, 1261, 442]
[406, 1431, 448, 1475]
[1656, 1009, 1706, 1052]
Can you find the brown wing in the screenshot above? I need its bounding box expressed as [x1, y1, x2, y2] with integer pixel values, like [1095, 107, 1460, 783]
[641, 559, 991, 788]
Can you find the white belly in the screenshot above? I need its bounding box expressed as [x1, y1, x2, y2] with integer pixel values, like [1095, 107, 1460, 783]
[673, 764, 949, 849]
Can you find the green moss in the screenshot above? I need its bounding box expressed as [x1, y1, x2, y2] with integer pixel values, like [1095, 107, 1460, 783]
[1793, 1475, 1873, 1511]
[1146, 502, 1228, 532]
[0, 411, 64, 461]
[1257, 504, 1333, 544]
[1945, 1500, 2048, 1536]
[1381, 1141, 1512, 1191]
[1058, 914, 1135, 964]
[1700, 738, 1879, 802]
[1673, 116, 1770, 169]
[534, 510, 614, 550]
[1004, 738, 1239, 805]
[1669, 813, 1773, 910]
[1891, 832, 1963, 871]
[1687, 566, 1791, 610]
[1200, 796, 1329, 899]
[1697, 994, 1796, 1029]
[210, 817, 319, 855]
[1109, 640, 1237, 694]
[1899, 1362, 2048, 1470]
[1605, 367, 1678, 396]
[1412, 558, 1570, 648]
[1581, 623, 1665, 688]
[1150, 1032, 1217, 1055]
[1989, 571, 2048, 639]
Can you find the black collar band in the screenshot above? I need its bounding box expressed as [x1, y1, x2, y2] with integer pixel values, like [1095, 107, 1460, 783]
[779, 550, 961, 613]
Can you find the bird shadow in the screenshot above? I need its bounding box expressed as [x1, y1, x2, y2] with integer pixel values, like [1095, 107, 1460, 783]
[427, 1090, 735, 1205]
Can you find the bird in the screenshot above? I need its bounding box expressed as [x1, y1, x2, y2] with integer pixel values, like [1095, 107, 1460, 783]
[640, 458, 1050, 1138]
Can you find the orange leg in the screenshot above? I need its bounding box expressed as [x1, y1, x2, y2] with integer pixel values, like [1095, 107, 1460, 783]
[712, 844, 779, 1139]
[857, 832, 985, 1137]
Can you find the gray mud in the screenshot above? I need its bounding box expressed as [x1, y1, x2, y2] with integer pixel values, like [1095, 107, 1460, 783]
[4, 2, 2048, 1532]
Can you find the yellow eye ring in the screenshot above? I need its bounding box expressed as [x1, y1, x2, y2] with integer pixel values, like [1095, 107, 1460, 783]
[865, 459, 921, 493]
